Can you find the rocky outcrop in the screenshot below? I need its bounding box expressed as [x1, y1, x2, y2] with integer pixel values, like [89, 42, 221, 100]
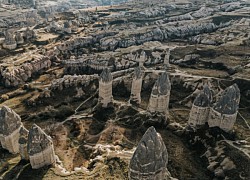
[27, 124, 56, 169]
[1, 55, 51, 87]
[63, 21, 72, 33]
[219, 2, 241, 12]
[130, 67, 143, 104]
[188, 85, 212, 128]
[99, 22, 228, 50]
[23, 27, 36, 41]
[99, 68, 113, 107]
[148, 71, 171, 117]
[19, 126, 29, 160]
[57, 31, 118, 51]
[4, 0, 35, 8]
[192, 7, 215, 19]
[0, 106, 22, 154]
[208, 84, 240, 132]
[50, 74, 98, 91]
[129, 126, 171, 179]
[57, 20, 230, 53]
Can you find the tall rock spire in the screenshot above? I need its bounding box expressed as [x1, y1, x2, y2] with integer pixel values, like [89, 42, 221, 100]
[188, 85, 212, 127]
[129, 126, 170, 179]
[19, 126, 29, 160]
[27, 124, 56, 169]
[99, 68, 113, 107]
[148, 71, 171, 116]
[0, 106, 22, 153]
[208, 84, 240, 132]
[130, 67, 143, 104]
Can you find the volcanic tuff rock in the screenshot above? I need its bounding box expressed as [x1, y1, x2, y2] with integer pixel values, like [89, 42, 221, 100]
[130, 66, 143, 104]
[0, 106, 22, 136]
[213, 84, 240, 115]
[19, 126, 29, 160]
[28, 124, 51, 155]
[152, 72, 171, 96]
[27, 124, 56, 169]
[0, 106, 22, 153]
[208, 84, 240, 131]
[188, 85, 212, 127]
[99, 68, 113, 107]
[134, 66, 142, 80]
[129, 126, 171, 180]
[1, 56, 51, 87]
[50, 74, 98, 90]
[193, 85, 212, 107]
[100, 68, 113, 83]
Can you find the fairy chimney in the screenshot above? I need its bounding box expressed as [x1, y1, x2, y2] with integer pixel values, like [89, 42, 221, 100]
[148, 72, 171, 118]
[208, 84, 240, 132]
[129, 126, 170, 179]
[99, 68, 113, 107]
[130, 67, 143, 104]
[27, 124, 56, 169]
[0, 106, 22, 154]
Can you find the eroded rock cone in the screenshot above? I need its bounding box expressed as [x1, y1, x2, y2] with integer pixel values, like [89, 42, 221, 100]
[19, 126, 29, 160]
[213, 84, 240, 115]
[0, 106, 22, 153]
[129, 126, 171, 180]
[208, 83, 240, 131]
[27, 124, 56, 169]
[0, 106, 22, 136]
[188, 85, 212, 128]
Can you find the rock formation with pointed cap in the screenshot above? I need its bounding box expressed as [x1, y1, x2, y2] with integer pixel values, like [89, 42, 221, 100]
[129, 126, 171, 179]
[99, 68, 113, 107]
[130, 67, 143, 104]
[188, 85, 212, 127]
[208, 84, 240, 132]
[27, 124, 56, 169]
[19, 126, 29, 160]
[0, 106, 22, 153]
[148, 72, 171, 117]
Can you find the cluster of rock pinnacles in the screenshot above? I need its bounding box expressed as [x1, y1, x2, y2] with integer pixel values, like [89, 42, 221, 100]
[0, 106, 56, 169]
[0, 67, 240, 179]
[188, 83, 240, 132]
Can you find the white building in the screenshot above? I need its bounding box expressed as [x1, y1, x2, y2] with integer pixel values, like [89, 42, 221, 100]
[99, 68, 113, 107]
